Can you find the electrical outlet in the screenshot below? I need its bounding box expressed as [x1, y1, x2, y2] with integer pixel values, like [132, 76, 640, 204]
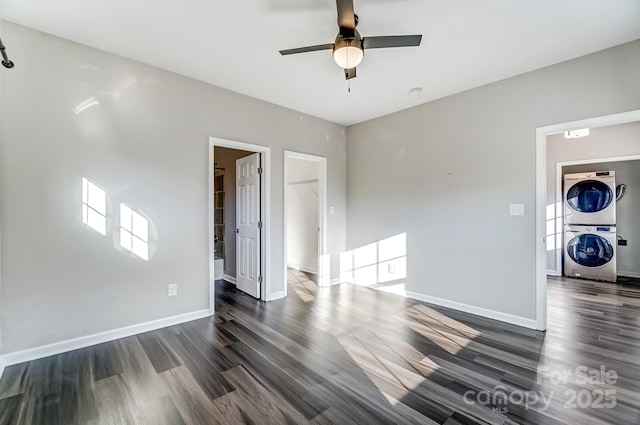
[509, 203, 525, 216]
[618, 239, 627, 246]
[388, 263, 396, 274]
[168, 284, 178, 297]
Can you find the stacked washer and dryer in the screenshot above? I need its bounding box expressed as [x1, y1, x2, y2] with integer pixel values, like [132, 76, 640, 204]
[563, 171, 617, 282]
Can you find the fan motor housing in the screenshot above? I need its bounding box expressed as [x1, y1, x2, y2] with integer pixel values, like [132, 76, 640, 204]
[334, 30, 363, 51]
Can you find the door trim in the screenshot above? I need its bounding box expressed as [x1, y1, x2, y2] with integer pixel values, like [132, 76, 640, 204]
[209, 137, 272, 313]
[535, 109, 640, 330]
[284, 151, 328, 294]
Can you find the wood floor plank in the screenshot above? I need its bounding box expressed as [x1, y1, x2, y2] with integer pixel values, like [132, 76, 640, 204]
[22, 356, 62, 400]
[23, 392, 61, 425]
[310, 412, 334, 425]
[225, 342, 326, 420]
[381, 393, 441, 425]
[59, 347, 98, 424]
[0, 363, 28, 401]
[136, 332, 181, 374]
[0, 394, 23, 425]
[91, 342, 124, 382]
[313, 374, 438, 425]
[110, 338, 166, 408]
[156, 327, 235, 400]
[158, 366, 226, 425]
[210, 391, 253, 425]
[137, 394, 186, 425]
[221, 365, 309, 424]
[89, 374, 143, 425]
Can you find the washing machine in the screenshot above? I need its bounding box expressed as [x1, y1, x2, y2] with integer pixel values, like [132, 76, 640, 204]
[564, 171, 616, 225]
[564, 225, 616, 282]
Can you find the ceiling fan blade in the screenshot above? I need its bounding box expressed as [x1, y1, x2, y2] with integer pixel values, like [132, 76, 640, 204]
[345, 67, 356, 80]
[336, 0, 355, 29]
[279, 43, 334, 55]
[362, 35, 422, 49]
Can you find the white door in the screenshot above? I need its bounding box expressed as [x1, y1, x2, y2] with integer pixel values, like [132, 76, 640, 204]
[236, 153, 261, 298]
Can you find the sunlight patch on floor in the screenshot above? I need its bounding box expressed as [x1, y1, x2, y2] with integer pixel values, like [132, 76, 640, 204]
[288, 269, 318, 303]
[403, 304, 481, 355]
[338, 333, 433, 406]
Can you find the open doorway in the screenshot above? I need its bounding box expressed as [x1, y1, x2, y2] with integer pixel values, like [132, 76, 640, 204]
[212, 146, 258, 294]
[547, 155, 640, 279]
[535, 110, 640, 330]
[209, 137, 271, 313]
[284, 151, 328, 297]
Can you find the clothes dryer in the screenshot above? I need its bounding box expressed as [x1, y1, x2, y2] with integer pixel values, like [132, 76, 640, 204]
[564, 171, 616, 225]
[564, 225, 616, 282]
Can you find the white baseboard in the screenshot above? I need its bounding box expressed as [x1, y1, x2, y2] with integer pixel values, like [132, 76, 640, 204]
[316, 276, 340, 287]
[287, 264, 318, 275]
[547, 270, 561, 277]
[619, 271, 640, 279]
[0, 309, 210, 369]
[341, 277, 536, 329]
[267, 291, 285, 301]
[223, 274, 237, 285]
[405, 291, 537, 330]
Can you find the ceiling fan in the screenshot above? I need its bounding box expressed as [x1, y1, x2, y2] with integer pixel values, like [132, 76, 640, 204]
[279, 0, 422, 80]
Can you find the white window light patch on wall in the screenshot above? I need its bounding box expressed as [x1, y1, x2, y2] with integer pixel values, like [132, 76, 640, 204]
[120, 203, 149, 261]
[82, 178, 107, 235]
[73, 96, 99, 114]
[564, 128, 590, 139]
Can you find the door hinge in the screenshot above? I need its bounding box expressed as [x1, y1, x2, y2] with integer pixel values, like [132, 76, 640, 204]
[258, 167, 263, 175]
[258, 276, 263, 283]
[258, 221, 263, 229]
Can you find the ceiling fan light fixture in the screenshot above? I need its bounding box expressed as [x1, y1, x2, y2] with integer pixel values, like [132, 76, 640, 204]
[333, 34, 363, 69]
[333, 45, 363, 69]
[278, 1, 422, 81]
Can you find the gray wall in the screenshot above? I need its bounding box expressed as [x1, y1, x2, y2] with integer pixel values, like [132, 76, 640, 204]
[546, 122, 640, 273]
[213, 147, 253, 278]
[0, 21, 347, 353]
[347, 39, 640, 321]
[563, 160, 640, 278]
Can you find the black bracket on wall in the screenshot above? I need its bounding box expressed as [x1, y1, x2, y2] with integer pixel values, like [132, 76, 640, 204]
[617, 235, 628, 246]
[0, 37, 15, 68]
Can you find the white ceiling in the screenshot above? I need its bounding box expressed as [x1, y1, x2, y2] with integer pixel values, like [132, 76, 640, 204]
[2, 0, 640, 126]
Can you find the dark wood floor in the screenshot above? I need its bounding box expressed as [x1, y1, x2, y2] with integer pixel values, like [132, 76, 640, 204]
[1, 271, 639, 424]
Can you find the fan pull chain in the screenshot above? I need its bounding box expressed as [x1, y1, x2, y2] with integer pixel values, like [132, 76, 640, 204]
[348, 79, 351, 93]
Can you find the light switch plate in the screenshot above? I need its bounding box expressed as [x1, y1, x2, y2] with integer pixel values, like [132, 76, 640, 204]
[168, 284, 178, 297]
[510, 203, 525, 216]
[329, 206, 335, 215]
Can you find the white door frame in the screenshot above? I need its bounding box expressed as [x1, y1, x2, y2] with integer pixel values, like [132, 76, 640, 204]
[535, 109, 640, 330]
[284, 151, 328, 294]
[549, 154, 640, 277]
[209, 137, 271, 314]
